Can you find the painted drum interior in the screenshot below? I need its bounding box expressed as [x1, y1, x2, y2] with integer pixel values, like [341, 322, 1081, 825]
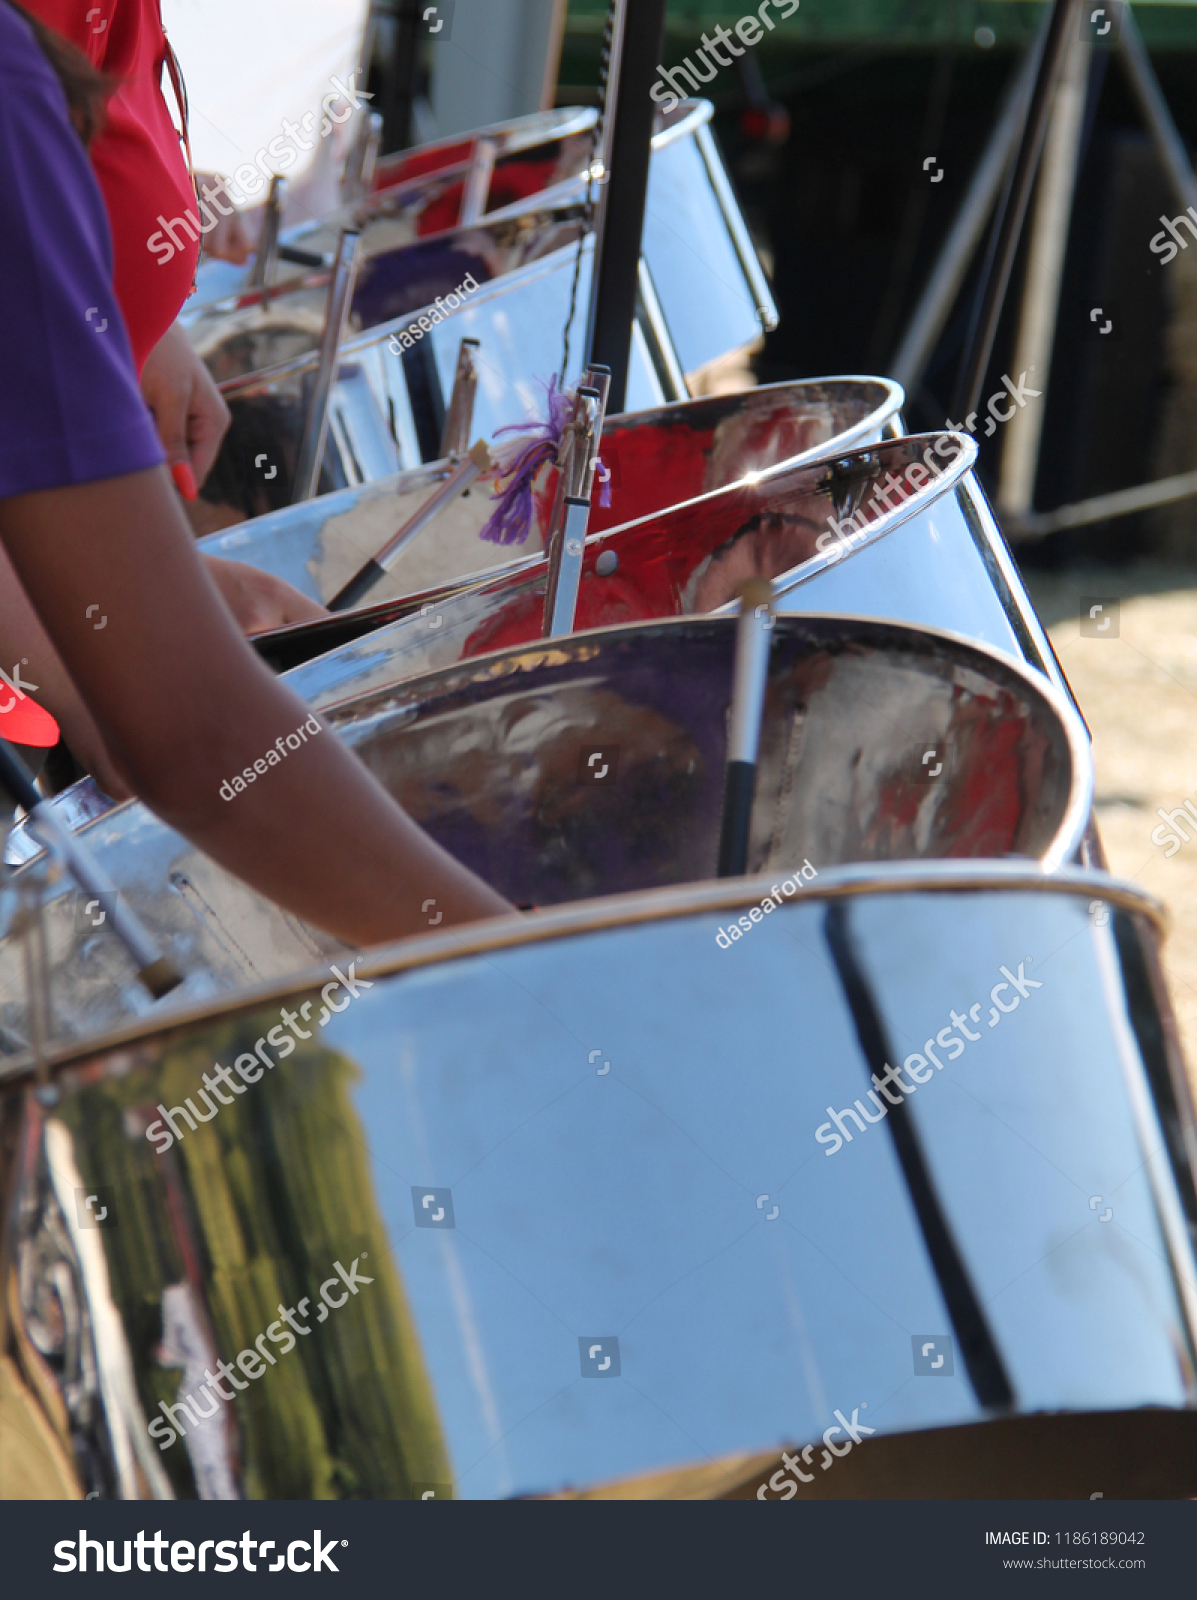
[0, 615, 1092, 1046]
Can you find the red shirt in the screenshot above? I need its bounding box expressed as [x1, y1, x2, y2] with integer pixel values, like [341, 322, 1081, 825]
[25, 0, 199, 370]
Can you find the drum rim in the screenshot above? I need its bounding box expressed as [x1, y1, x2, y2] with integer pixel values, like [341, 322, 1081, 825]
[0, 857, 1145, 1092]
[214, 228, 596, 395]
[308, 607, 1094, 868]
[371, 104, 600, 185]
[11, 610, 1097, 880]
[188, 374, 910, 652]
[742, 430, 979, 605]
[209, 102, 734, 397]
[302, 390, 929, 636]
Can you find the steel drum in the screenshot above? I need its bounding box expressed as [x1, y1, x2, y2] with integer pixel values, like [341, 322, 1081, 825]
[191, 102, 778, 523]
[0, 616, 1091, 1044]
[2, 862, 1194, 1499]
[188, 107, 600, 314]
[253, 431, 1070, 720]
[195, 378, 904, 610]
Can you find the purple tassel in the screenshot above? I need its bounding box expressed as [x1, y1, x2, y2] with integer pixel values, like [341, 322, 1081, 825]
[478, 376, 575, 546]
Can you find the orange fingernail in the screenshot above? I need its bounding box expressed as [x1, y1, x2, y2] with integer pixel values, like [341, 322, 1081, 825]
[171, 460, 198, 501]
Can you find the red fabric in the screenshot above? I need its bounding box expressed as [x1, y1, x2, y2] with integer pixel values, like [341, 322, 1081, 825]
[25, 0, 199, 371]
[413, 157, 562, 238]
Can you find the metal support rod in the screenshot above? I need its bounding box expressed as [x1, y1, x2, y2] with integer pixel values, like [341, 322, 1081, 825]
[1118, 7, 1197, 217]
[342, 110, 384, 208]
[636, 260, 689, 402]
[328, 439, 493, 611]
[694, 120, 778, 336]
[890, 28, 1043, 392]
[1009, 465, 1197, 540]
[951, 0, 1083, 423]
[459, 136, 498, 226]
[584, 0, 667, 414]
[716, 580, 774, 879]
[0, 743, 182, 1000]
[439, 338, 481, 458]
[543, 385, 604, 636]
[292, 229, 363, 504]
[248, 175, 286, 300]
[997, 32, 1091, 515]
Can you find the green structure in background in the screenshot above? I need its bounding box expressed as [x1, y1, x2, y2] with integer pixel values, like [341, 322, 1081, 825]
[562, 1, 1197, 67]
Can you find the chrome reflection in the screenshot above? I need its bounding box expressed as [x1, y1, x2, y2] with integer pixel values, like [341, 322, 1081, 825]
[1, 864, 1193, 1498]
[264, 431, 1069, 718]
[188, 101, 774, 525]
[0, 614, 1092, 1046]
[194, 377, 904, 613]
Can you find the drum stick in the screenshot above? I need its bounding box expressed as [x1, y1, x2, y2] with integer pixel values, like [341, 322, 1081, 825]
[439, 338, 482, 459]
[717, 579, 774, 878]
[328, 439, 493, 612]
[0, 742, 183, 1000]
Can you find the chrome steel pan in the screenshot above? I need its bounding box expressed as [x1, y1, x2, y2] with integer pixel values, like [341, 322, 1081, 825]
[0, 615, 1091, 1045]
[2, 864, 1193, 1498]
[189, 107, 600, 314]
[196, 379, 904, 610]
[190, 102, 776, 523]
[263, 432, 1071, 716]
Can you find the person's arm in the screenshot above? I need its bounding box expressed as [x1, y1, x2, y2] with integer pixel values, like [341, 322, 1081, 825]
[0, 539, 327, 798]
[0, 464, 512, 946]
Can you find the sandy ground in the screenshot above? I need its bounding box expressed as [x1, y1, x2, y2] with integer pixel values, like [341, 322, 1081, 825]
[1024, 561, 1197, 1073]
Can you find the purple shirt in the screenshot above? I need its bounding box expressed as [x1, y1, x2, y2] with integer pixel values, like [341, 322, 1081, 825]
[0, 5, 164, 497]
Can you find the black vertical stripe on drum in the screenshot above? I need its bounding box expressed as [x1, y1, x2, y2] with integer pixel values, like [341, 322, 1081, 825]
[402, 338, 447, 463]
[823, 900, 1015, 1411]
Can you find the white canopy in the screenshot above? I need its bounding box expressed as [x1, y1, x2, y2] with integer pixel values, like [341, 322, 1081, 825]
[160, 0, 369, 222]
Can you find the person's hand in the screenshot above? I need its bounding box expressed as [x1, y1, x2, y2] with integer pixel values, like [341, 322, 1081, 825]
[201, 555, 329, 635]
[195, 173, 255, 264]
[140, 321, 231, 495]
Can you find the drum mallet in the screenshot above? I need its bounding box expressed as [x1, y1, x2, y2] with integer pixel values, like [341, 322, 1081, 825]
[328, 439, 493, 612]
[716, 579, 775, 878]
[0, 741, 182, 1000]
